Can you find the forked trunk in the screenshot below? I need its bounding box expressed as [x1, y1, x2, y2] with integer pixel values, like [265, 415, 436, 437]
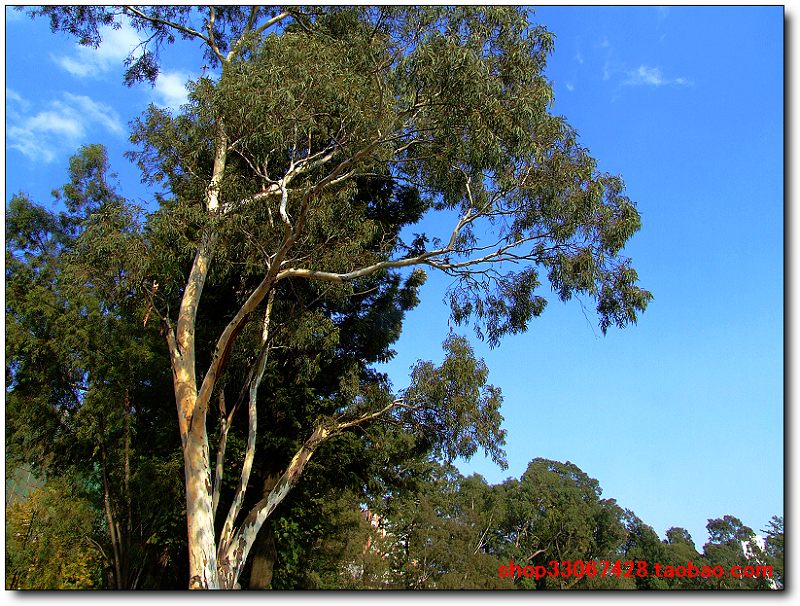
[217, 425, 329, 589]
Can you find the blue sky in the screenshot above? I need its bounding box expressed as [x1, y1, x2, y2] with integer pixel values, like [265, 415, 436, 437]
[4, 6, 784, 551]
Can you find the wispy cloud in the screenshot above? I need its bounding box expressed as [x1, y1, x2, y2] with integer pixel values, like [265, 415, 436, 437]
[51, 22, 143, 79]
[51, 21, 195, 112]
[602, 60, 613, 81]
[575, 50, 584, 65]
[6, 88, 30, 111]
[623, 65, 692, 87]
[152, 70, 192, 111]
[565, 82, 575, 92]
[62, 93, 125, 134]
[7, 90, 124, 163]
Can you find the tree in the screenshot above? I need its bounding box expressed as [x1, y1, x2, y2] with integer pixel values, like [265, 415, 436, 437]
[5, 145, 189, 589]
[30, 6, 651, 589]
[5, 478, 105, 589]
[702, 515, 769, 590]
[493, 458, 629, 589]
[621, 512, 670, 590]
[375, 464, 513, 589]
[763, 515, 783, 588]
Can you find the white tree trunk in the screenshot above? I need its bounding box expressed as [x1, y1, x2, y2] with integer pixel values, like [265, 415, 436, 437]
[184, 426, 219, 589]
[217, 425, 329, 589]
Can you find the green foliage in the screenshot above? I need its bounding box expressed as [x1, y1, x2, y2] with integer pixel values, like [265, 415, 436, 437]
[491, 458, 627, 589]
[6, 479, 105, 589]
[371, 463, 513, 589]
[763, 516, 784, 587]
[19, 5, 658, 590]
[403, 335, 507, 467]
[701, 516, 772, 590]
[621, 512, 670, 589]
[6, 145, 186, 589]
[123, 5, 650, 348]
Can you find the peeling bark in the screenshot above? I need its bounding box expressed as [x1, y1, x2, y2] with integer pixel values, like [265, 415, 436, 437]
[183, 422, 219, 590]
[171, 120, 229, 590]
[217, 425, 329, 589]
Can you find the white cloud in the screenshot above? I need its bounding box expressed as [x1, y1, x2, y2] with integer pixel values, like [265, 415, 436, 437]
[7, 91, 124, 163]
[628, 65, 665, 86]
[565, 82, 575, 92]
[575, 50, 584, 65]
[26, 111, 85, 138]
[6, 88, 30, 111]
[52, 22, 143, 79]
[602, 60, 613, 81]
[152, 71, 192, 111]
[62, 93, 124, 134]
[53, 54, 98, 78]
[624, 65, 692, 87]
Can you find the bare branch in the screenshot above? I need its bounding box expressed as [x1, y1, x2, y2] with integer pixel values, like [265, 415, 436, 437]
[211, 391, 227, 518]
[250, 10, 292, 40]
[218, 291, 275, 553]
[122, 6, 212, 48]
[335, 399, 401, 432]
[205, 7, 224, 63]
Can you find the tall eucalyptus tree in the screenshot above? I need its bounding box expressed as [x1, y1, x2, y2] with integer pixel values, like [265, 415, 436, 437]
[30, 6, 650, 588]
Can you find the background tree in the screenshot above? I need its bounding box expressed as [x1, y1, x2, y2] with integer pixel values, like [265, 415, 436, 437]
[29, 6, 651, 588]
[374, 463, 512, 589]
[5, 478, 105, 589]
[5, 145, 188, 589]
[490, 458, 628, 589]
[701, 515, 772, 590]
[4, 148, 465, 591]
[762, 515, 784, 588]
[620, 511, 670, 590]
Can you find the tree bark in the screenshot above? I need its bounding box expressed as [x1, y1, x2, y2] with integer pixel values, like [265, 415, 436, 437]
[248, 474, 280, 589]
[248, 525, 277, 589]
[170, 119, 228, 589]
[183, 420, 219, 589]
[217, 425, 329, 589]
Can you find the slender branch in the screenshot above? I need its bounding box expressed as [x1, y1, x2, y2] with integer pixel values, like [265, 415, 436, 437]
[211, 391, 227, 518]
[195, 133, 386, 409]
[251, 10, 292, 38]
[276, 249, 443, 283]
[205, 7, 224, 63]
[99, 439, 123, 590]
[218, 423, 330, 588]
[335, 399, 403, 432]
[164, 317, 180, 364]
[86, 536, 111, 567]
[473, 512, 494, 555]
[122, 6, 210, 46]
[218, 291, 275, 554]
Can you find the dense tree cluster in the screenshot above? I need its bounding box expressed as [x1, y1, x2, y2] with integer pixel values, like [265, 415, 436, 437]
[6, 6, 777, 592]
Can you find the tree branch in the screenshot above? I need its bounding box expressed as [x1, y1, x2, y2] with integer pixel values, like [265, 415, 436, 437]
[334, 398, 403, 432]
[211, 391, 228, 518]
[218, 291, 275, 554]
[204, 6, 225, 64]
[218, 423, 331, 588]
[122, 6, 212, 47]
